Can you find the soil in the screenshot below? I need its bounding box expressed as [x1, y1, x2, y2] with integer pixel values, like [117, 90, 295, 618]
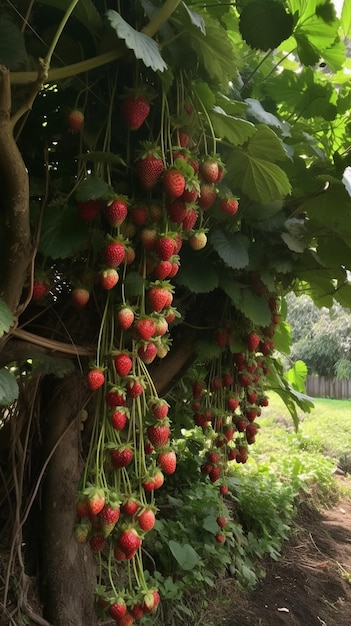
[203, 480, 351, 626]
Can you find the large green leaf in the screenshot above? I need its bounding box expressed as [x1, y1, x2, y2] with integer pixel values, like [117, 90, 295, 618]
[227, 150, 292, 204]
[176, 254, 219, 293]
[273, 320, 292, 354]
[285, 360, 308, 393]
[341, 0, 351, 37]
[192, 81, 216, 110]
[248, 126, 288, 162]
[0, 18, 27, 70]
[0, 298, 13, 338]
[236, 291, 272, 326]
[209, 107, 256, 146]
[107, 10, 167, 72]
[245, 99, 287, 133]
[0, 368, 19, 407]
[209, 229, 249, 269]
[239, 0, 294, 51]
[39, 205, 89, 259]
[41, 0, 103, 36]
[75, 177, 114, 202]
[168, 540, 200, 571]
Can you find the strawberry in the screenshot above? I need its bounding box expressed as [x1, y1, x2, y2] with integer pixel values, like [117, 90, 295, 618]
[209, 466, 221, 483]
[182, 206, 198, 231]
[111, 407, 129, 430]
[154, 315, 168, 337]
[114, 352, 133, 377]
[216, 516, 227, 528]
[192, 381, 204, 399]
[72, 287, 90, 308]
[125, 246, 135, 265]
[104, 240, 126, 267]
[155, 235, 176, 261]
[89, 533, 105, 552]
[219, 484, 228, 496]
[246, 423, 258, 438]
[158, 450, 176, 474]
[236, 418, 247, 432]
[177, 129, 190, 147]
[32, 279, 49, 301]
[118, 528, 141, 555]
[228, 448, 238, 461]
[111, 446, 134, 469]
[153, 260, 172, 280]
[121, 497, 140, 517]
[100, 503, 121, 537]
[130, 203, 148, 226]
[228, 396, 239, 412]
[222, 371, 234, 387]
[76, 493, 89, 519]
[135, 317, 156, 340]
[215, 532, 226, 544]
[148, 281, 173, 311]
[117, 305, 135, 330]
[131, 603, 144, 619]
[220, 196, 239, 215]
[247, 332, 260, 352]
[74, 522, 90, 544]
[85, 487, 105, 516]
[166, 198, 188, 223]
[121, 94, 150, 130]
[87, 368, 105, 391]
[106, 387, 126, 408]
[259, 395, 269, 407]
[109, 598, 127, 620]
[136, 143, 164, 190]
[137, 342, 158, 364]
[163, 168, 185, 197]
[68, 109, 84, 132]
[76, 199, 100, 221]
[140, 227, 158, 250]
[182, 181, 199, 203]
[126, 376, 145, 398]
[138, 507, 156, 532]
[200, 157, 219, 183]
[99, 268, 119, 290]
[148, 397, 169, 420]
[153, 469, 164, 489]
[198, 183, 217, 210]
[117, 613, 134, 626]
[105, 196, 129, 227]
[188, 230, 207, 250]
[147, 423, 170, 448]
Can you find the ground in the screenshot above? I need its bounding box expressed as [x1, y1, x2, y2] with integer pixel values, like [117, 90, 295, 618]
[202, 480, 351, 626]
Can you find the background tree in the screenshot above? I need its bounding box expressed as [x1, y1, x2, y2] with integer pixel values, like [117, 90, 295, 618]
[1, 1, 351, 625]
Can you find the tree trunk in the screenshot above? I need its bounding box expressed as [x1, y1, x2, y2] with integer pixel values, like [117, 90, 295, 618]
[41, 376, 97, 626]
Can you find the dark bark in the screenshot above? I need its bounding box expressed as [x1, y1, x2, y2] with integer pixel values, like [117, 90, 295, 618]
[41, 376, 97, 626]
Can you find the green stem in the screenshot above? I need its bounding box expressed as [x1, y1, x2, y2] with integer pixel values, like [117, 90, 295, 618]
[44, 0, 81, 69]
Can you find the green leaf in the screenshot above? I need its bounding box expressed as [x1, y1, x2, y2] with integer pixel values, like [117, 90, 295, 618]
[0, 298, 14, 338]
[39, 205, 89, 259]
[294, 32, 320, 66]
[209, 107, 256, 146]
[0, 368, 19, 406]
[285, 360, 308, 392]
[176, 254, 219, 293]
[32, 355, 76, 379]
[245, 200, 284, 222]
[227, 150, 292, 204]
[236, 291, 272, 326]
[76, 177, 114, 201]
[341, 0, 351, 37]
[182, 3, 206, 35]
[106, 10, 167, 72]
[124, 272, 146, 298]
[40, 0, 103, 36]
[245, 99, 286, 133]
[79, 152, 126, 166]
[0, 18, 27, 70]
[248, 126, 289, 162]
[220, 277, 242, 305]
[239, 1, 294, 51]
[192, 81, 216, 110]
[210, 229, 249, 269]
[273, 320, 292, 354]
[203, 515, 218, 534]
[194, 339, 222, 360]
[168, 540, 200, 570]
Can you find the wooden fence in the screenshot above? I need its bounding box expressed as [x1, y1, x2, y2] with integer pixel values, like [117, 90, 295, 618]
[306, 375, 351, 399]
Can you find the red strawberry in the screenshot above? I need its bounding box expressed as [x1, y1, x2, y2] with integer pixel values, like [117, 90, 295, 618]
[114, 352, 133, 377]
[72, 287, 90, 308]
[109, 598, 127, 620]
[140, 227, 158, 250]
[131, 603, 144, 619]
[100, 503, 121, 537]
[106, 387, 126, 408]
[111, 407, 129, 430]
[219, 484, 228, 495]
[236, 418, 247, 432]
[76, 493, 89, 519]
[182, 206, 198, 231]
[89, 533, 105, 552]
[147, 423, 170, 448]
[118, 528, 141, 555]
[68, 109, 84, 132]
[177, 129, 190, 147]
[136, 144, 164, 191]
[189, 230, 207, 250]
[118, 613, 134, 626]
[215, 532, 226, 544]
[85, 487, 105, 516]
[138, 507, 156, 532]
[228, 448, 238, 461]
[148, 282, 173, 311]
[220, 196, 239, 215]
[166, 198, 188, 223]
[217, 516, 227, 528]
[126, 376, 145, 398]
[192, 381, 204, 399]
[153, 469, 164, 489]
[209, 466, 221, 483]
[99, 268, 119, 290]
[149, 398, 169, 420]
[32, 279, 49, 301]
[222, 372, 234, 387]
[200, 158, 219, 183]
[137, 342, 158, 364]
[105, 196, 129, 226]
[121, 497, 140, 517]
[117, 305, 135, 330]
[228, 396, 239, 412]
[135, 317, 156, 340]
[163, 168, 185, 198]
[153, 260, 172, 280]
[158, 450, 176, 474]
[247, 332, 260, 352]
[87, 368, 105, 391]
[122, 94, 150, 130]
[104, 240, 126, 267]
[76, 199, 100, 221]
[198, 183, 217, 210]
[130, 203, 148, 226]
[155, 235, 176, 261]
[111, 446, 134, 469]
